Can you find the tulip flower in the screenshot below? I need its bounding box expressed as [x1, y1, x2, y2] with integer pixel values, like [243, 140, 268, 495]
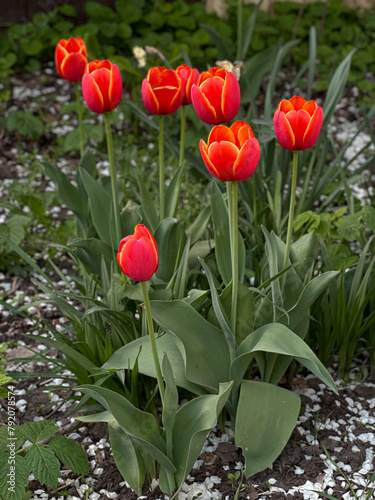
[199, 121, 260, 182]
[191, 67, 240, 125]
[117, 224, 159, 283]
[118, 225, 164, 403]
[273, 96, 323, 151]
[141, 66, 184, 115]
[176, 64, 199, 105]
[55, 37, 87, 82]
[82, 60, 123, 114]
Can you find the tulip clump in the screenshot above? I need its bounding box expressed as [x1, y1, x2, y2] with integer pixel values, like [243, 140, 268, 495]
[82, 60, 123, 114]
[199, 121, 260, 182]
[55, 37, 87, 82]
[273, 96, 323, 151]
[191, 67, 240, 125]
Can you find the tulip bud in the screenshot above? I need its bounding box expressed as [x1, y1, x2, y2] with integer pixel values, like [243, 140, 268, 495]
[142, 66, 184, 115]
[82, 60, 123, 114]
[176, 64, 199, 105]
[117, 225, 159, 282]
[273, 96, 323, 151]
[199, 121, 260, 182]
[191, 67, 240, 125]
[55, 37, 87, 82]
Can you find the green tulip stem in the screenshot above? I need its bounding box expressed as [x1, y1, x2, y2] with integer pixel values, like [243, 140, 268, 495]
[141, 281, 165, 405]
[75, 82, 84, 158]
[283, 150, 299, 272]
[228, 181, 239, 337]
[159, 115, 165, 222]
[179, 105, 186, 167]
[236, 0, 243, 61]
[104, 112, 121, 245]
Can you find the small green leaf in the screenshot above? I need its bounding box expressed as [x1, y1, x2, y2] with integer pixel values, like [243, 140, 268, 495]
[25, 444, 60, 489]
[0, 454, 29, 500]
[7, 111, 44, 140]
[49, 436, 89, 475]
[19, 420, 58, 444]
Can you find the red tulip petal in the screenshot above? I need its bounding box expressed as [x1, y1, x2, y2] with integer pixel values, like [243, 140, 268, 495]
[207, 141, 239, 181]
[303, 106, 323, 149]
[60, 52, 87, 82]
[82, 73, 104, 113]
[199, 139, 221, 179]
[290, 95, 307, 110]
[273, 110, 295, 150]
[191, 84, 218, 124]
[302, 100, 318, 117]
[92, 68, 111, 112]
[55, 44, 68, 78]
[277, 99, 294, 113]
[152, 87, 181, 114]
[142, 79, 159, 114]
[230, 121, 254, 147]
[287, 109, 310, 150]
[65, 37, 80, 53]
[233, 138, 260, 181]
[109, 64, 123, 111]
[221, 72, 240, 122]
[134, 225, 158, 263]
[207, 125, 235, 146]
[200, 77, 225, 121]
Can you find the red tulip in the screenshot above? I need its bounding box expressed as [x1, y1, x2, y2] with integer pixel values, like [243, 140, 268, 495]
[176, 64, 199, 105]
[191, 67, 240, 125]
[273, 96, 323, 151]
[142, 67, 184, 115]
[199, 121, 260, 182]
[55, 37, 87, 82]
[117, 225, 159, 282]
[82, 60, 123, 114]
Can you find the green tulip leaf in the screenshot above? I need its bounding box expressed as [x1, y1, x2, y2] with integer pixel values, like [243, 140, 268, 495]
[155, 218, 187, 283]
[108, 419, 145, 495]
[165, 164, 184, 219]
[235, 380, 300, 478]
[290, 232, 320, 280]
[150, 300, 231, 392]
[230, 323, 337, 404]
[79, 168, 114, 247]
[71, 238, 114, 278]
[103, 332, 204, 395]
[211, 182, 245, 286]
[78, 385, 175, 472]
[173, 382, 233, 489]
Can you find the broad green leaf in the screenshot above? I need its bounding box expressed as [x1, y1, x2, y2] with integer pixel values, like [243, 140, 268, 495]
[19, 420, 58, 444]
[173, 382, 233, 488]
[78, 385, 175, 472]
[173, 235, 191, 299]
[0, 454, 29, 500]
[43, 162, 85, 215]
[219, 282, 255, 345]
[211, 183, 245, 285]
[120, 202, 141, 238]
[49, 436, 90, 475]
[71, 238, 114, 278]
[235, 380, 300, 478]
[155, 218, 186, 283]
[7, 111, 44, 140]
[25, 445, 60, 489]
[0, 426, 24, 453]
[230, 323, 337, 402]
[103, 332, 204, 395]
[79, 168, 114, 246]
[138, 177, 158, 232]
[165, 164, 184, 219]
[186, 206, 211, 245]
[290, 232, 320, 280]
[76, 410, 113, 423]
[108, 420, 145, 495]
[188, 240, 214, 268]
[150, 300, 231, 392]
